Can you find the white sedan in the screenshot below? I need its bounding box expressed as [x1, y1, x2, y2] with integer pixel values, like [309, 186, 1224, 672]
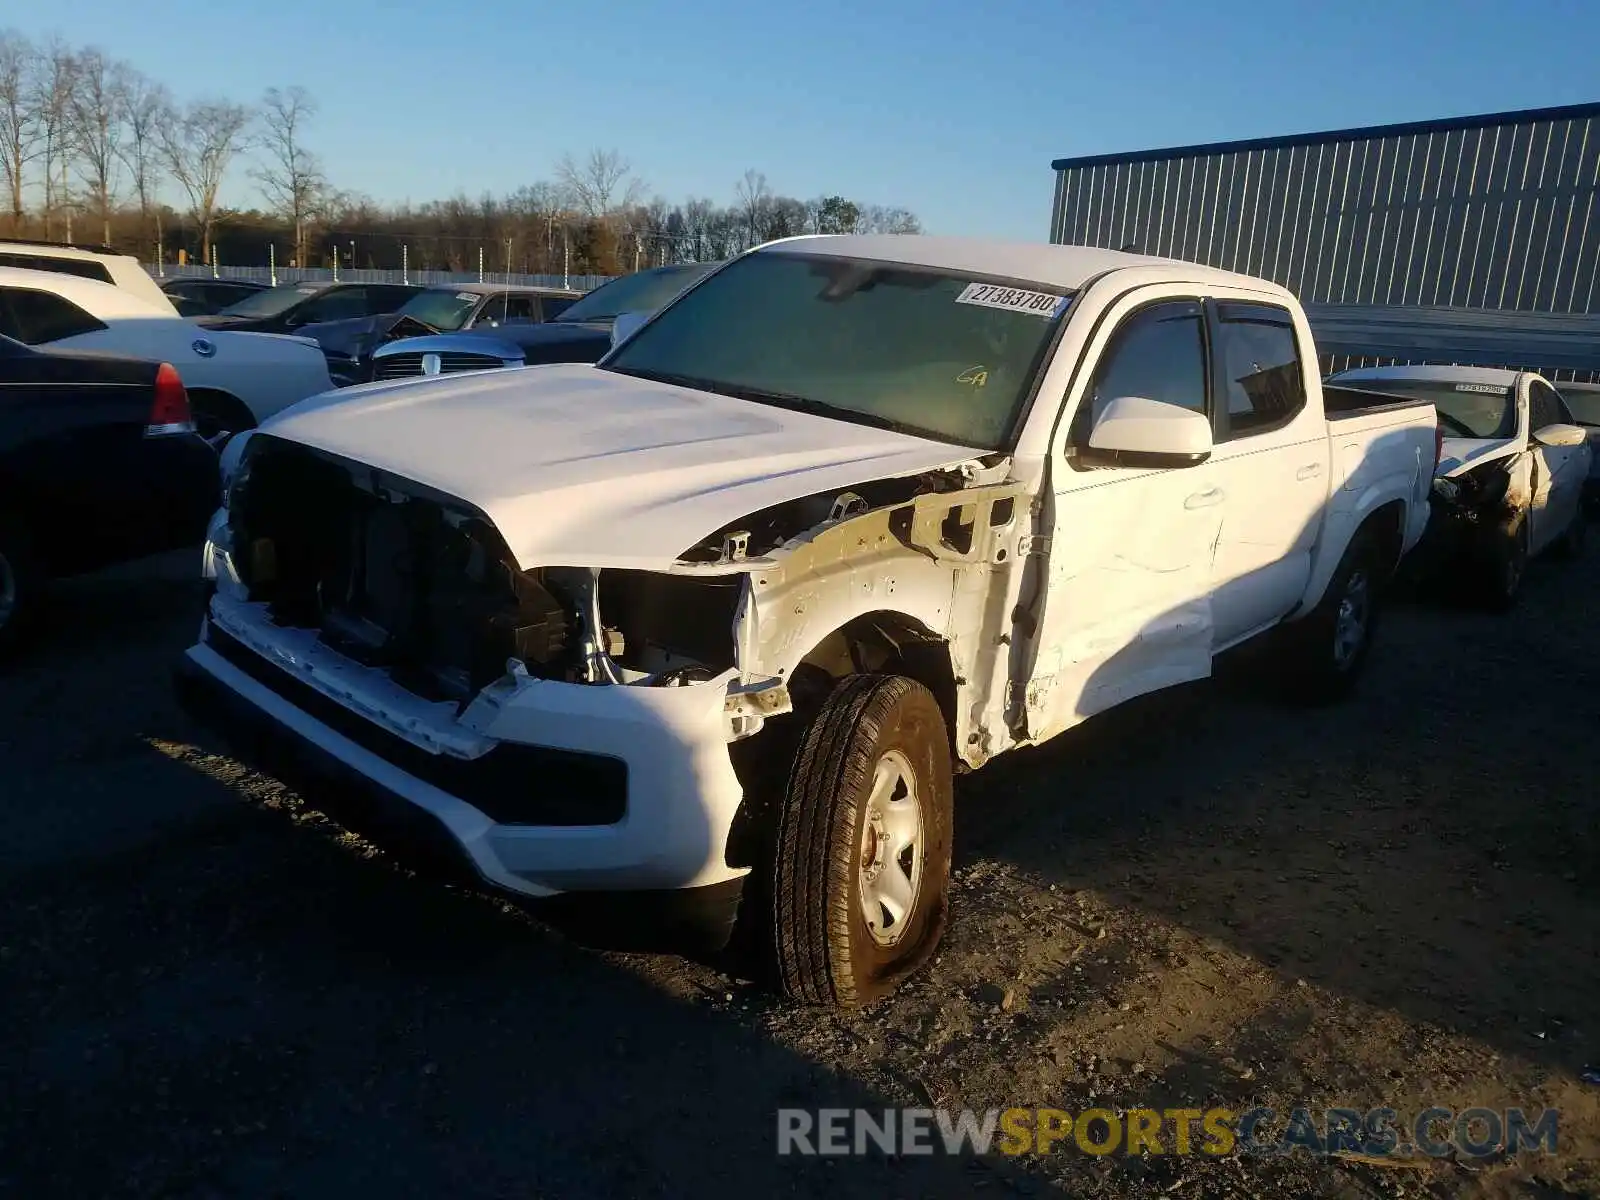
[0, 265, 335, 439]
[1328, 364, 1591, 609]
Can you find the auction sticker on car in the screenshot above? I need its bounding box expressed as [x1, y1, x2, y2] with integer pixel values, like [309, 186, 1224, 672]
[956, 282, 1069, 318]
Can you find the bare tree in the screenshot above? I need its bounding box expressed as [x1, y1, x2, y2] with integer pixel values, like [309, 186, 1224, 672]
[556, 148, 643, 218]
[160, 97, 252, 263]
[734, 168, 772, 248]
[70, 47, 127, 245]
[0, 30, 40, 232]
[858, 205, 921, 235]
[34, 37, 77, 239]
[252, 85, 324, 267]
[116, 71, 168, 251]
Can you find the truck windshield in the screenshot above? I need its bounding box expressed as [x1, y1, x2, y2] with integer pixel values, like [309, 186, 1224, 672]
[556, 264, 716, 323]
[1341, 377, 1516, 440]
[601, 252, 1070, 449]
[218, 283, 326, 318]
[396, 289, 481, 331]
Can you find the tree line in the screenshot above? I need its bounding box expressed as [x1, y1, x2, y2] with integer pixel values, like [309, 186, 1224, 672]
[0, 29, 922, 277]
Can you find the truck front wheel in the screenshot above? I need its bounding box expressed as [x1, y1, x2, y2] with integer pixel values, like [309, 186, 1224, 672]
[771, 674, 953, 1008]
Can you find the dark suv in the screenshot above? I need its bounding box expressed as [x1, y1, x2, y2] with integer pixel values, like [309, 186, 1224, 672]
[194, 281, 424, 333]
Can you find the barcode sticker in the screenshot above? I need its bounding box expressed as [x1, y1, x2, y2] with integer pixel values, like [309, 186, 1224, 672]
[955, 283, 1069, 318]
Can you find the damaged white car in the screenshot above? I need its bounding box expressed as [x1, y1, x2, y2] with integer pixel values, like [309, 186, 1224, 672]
[1328, 365, 1592, 610]
[176, 234, 1438, 1006]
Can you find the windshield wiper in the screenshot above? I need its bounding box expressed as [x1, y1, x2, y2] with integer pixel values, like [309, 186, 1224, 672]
[605, 367, 964, 442]
[721, 387, 932, 437]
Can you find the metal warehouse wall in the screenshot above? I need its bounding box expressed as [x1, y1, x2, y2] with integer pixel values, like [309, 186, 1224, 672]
[1049, 103, 1600, 313]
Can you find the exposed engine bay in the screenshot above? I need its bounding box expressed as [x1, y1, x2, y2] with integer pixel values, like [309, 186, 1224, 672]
[223, 435, 1015, 717]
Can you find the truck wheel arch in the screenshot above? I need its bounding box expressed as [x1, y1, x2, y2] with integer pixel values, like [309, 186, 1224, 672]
[724, 610, 958, 873]
[1300, 498, 1408, 614]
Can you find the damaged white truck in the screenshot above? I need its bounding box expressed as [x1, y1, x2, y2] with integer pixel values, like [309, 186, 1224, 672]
[175, 234, 1438, 1007]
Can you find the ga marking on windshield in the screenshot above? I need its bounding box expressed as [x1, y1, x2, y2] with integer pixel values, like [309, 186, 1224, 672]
[956, 283, 1069, 318]
[456, 292, 478, 301]
[1454, 383, 1506, 395]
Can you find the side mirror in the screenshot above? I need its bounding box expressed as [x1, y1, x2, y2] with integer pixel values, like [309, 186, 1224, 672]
[611, 310, 650, 348]
[1083, 395, 1214, 468]
[1532, 422, 1589, 449]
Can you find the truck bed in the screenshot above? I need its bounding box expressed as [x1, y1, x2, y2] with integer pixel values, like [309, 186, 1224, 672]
[1323, 384, 1437, 422]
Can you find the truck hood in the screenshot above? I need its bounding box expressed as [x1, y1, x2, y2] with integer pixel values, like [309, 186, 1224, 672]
[258, 363, 985, 570]
[1438, 435, 1521, 478]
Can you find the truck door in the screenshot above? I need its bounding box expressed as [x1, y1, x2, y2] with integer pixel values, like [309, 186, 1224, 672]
[1021, 295, 1223, 744]
[1203, 300, 1324, 647]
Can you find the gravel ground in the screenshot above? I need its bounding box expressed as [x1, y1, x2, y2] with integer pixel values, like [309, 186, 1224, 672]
[1, 543, 1596, 1198]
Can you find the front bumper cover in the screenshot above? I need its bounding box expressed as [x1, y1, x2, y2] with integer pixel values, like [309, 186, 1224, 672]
[173, 619, 749, 953]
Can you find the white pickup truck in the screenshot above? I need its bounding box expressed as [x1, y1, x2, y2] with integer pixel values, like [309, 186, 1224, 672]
[175, 235, 1437, 1007]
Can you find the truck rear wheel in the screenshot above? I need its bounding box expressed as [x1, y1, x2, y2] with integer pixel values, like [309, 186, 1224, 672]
[1281, 529, 1381, 705]
[771, 674, 952, 1008]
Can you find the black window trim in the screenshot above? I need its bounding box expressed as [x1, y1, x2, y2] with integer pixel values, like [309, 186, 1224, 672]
[1063, 294, 1213, 472]
[1206, 299, 1308, 443]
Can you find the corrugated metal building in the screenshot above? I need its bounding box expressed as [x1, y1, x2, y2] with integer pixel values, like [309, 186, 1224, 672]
[1048, 102, 1600, 376]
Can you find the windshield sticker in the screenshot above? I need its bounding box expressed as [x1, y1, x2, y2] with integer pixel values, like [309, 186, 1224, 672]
[1454, 382, 1505, 394]
[956, 283, 1068, 318]
[456, 292, 478, 301]
[296, 286, 320, 294]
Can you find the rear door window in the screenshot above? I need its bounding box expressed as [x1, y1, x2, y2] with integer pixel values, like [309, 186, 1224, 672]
[0, 287, 109, 344]
[1211, 302, 1307, 439]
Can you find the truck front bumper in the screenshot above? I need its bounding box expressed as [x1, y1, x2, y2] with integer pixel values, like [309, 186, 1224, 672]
[173, 614, 749, 952]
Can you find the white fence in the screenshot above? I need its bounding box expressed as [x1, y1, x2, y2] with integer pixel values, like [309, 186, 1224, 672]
[148, 263, 615, 292]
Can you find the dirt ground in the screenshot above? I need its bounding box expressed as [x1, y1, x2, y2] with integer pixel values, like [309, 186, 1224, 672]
[1, 543, 1596, 1198]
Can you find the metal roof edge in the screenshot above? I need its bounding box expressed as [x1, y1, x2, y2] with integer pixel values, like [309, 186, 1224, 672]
[1050, 100, 1600, 172]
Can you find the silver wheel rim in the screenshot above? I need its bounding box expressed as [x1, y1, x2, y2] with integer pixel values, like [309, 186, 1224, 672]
[858, 749, 925, 948]
[0, 549, 15, 629]
[1332, 568, 1370, 669]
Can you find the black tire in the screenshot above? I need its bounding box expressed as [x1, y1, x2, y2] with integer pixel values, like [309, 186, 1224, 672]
[0, 511, 42, 661]
[1281, 530, 1383, 706]
[771, 674, 953, 1008]
[1482, 509, 1530, 613]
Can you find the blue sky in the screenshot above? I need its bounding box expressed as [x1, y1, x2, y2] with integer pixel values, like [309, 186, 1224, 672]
[11, 0, 1600, 240]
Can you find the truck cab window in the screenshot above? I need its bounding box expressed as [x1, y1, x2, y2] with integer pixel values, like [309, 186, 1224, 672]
[1072, 300, 1207, 445]
[1213, 302, 1306, 438]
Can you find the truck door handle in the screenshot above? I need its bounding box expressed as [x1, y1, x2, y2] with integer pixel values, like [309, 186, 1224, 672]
[1184, 486, 1225, 510]
[1296, 463, 1323, 480]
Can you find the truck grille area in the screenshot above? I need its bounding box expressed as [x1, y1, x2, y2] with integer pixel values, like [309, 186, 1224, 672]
[229, 435, 575, 704]
[206, 624, 627, 825]
[373, 351, 511, 379]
